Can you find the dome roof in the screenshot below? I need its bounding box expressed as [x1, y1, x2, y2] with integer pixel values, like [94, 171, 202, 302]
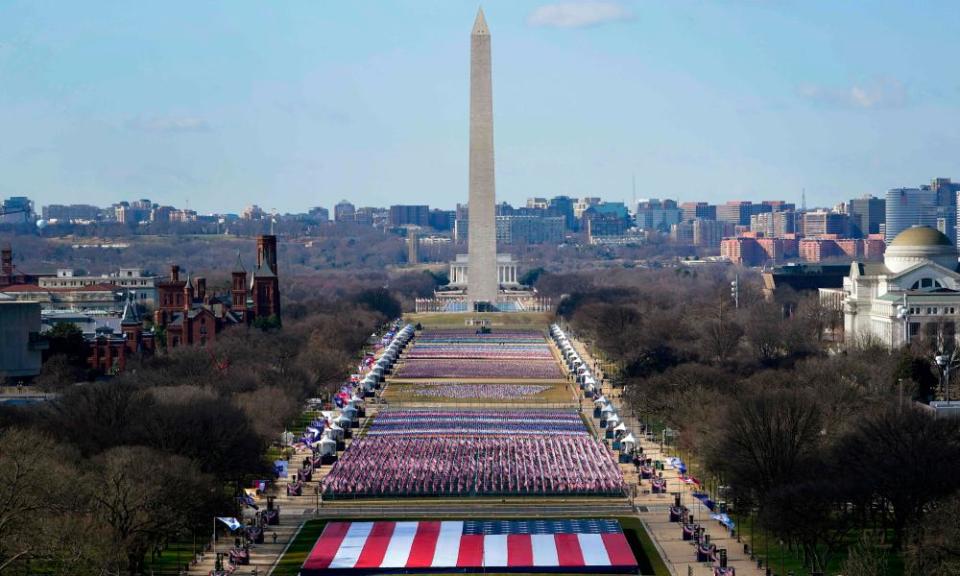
[890, 226, 952, 247]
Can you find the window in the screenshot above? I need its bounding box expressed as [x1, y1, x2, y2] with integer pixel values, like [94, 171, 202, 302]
[911, 278, 944, 290]
[909, 322, 920, 340]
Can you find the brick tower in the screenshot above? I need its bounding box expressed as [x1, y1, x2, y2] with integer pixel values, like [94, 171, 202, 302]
[251, 235, 281, 322]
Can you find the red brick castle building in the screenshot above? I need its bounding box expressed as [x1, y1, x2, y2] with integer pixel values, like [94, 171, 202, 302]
[154, 234, 282, 349]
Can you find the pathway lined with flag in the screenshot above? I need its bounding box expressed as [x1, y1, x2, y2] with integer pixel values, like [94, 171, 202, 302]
[190, 323, 768, 576]
[567, 334, 764, 576]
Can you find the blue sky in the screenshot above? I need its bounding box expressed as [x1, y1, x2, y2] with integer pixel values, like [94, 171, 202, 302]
[1, 0, 958, 213]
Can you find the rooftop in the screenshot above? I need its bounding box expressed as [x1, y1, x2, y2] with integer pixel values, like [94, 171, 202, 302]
[890, 226, 952, 247]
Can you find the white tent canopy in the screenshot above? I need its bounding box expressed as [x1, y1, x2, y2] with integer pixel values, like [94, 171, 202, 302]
[319, 436, 337, 455]
[621, 433, 636, 446]
[614, 422, 627, 432]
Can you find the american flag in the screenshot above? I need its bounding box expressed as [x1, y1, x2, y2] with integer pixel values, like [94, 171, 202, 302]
[302, 519, 637, 573]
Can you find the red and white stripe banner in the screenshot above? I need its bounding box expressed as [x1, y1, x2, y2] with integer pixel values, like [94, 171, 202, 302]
[302, 520, 637, 573]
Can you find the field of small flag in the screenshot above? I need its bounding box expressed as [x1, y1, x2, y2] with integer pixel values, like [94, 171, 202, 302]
[391, 328, 563, 381]
[320, 408, 624, 498]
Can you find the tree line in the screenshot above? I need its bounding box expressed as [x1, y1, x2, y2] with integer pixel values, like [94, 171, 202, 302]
[542, 266, 960, 575]
[0, 288, 399, 575]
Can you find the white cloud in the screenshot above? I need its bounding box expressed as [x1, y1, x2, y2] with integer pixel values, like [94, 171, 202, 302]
[127, 115, 212, 133]
[527, 1, 633, 29]
[798, 78, 908, 109]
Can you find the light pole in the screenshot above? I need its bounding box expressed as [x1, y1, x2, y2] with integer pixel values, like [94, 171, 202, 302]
[897, 296, 910, 348]
[935, 350, 958, 404]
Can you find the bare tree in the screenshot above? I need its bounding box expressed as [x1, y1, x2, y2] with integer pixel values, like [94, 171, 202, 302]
[905, 495, 960, 575]
[0, 429, 85, 574]
[834, 405, 960, 547]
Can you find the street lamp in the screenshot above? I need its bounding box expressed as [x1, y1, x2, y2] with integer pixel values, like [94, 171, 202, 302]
[935, 351, 957, 404]
[896, 297, 910, 347]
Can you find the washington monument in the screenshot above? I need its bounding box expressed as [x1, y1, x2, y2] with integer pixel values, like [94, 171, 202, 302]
[467, 7, 498, 308]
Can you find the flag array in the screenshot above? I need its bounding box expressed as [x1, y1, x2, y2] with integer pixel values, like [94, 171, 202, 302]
[302, 519, 638, 574]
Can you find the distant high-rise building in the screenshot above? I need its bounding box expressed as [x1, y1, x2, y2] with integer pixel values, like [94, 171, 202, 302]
[496, 215, 564, 244]
[680, 202, 716, 222]
[526, 197, 548, 210]
[311, 207, 330, 222]
[241, 204, 266, 220]
[717, 201, 770, 226]
[42, 204, 101, 222]
[353, 207, 378, 227]
[847, 196, 885, 238]
[635, 199, 682, 232]
[751, 211, 796, 237]
[803, 211, 849, 237]
[931, 178, 960, 245]
[334, 200, 356, 223]
[574, 197, 601, 219]
[428, 209, 455, 231]
[692, 219, 731, 248]
[670, 222, 694, 244]
[388, 205, 430, 227]
[885, 187, 938, 243]
[547, 196, 577, 230]
[762, 200, 795, 213]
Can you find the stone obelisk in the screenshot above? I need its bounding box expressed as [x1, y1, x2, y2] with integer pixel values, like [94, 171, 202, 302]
[467, 7, 498, 309]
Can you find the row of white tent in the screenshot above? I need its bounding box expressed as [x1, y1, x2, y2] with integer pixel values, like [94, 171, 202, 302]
[360, 323, 415, 394]
[550, 324, 636, 455]
[304, 322, 416, 457]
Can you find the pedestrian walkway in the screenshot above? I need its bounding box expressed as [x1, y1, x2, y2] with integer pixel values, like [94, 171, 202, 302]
[567, 332, 763, 576]
[188, 413, 370, 576]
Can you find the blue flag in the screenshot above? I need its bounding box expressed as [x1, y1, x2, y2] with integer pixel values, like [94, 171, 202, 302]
[217, 517, 242, 531]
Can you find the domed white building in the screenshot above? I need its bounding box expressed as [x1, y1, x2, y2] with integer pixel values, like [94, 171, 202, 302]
[837, 226, 960, 348]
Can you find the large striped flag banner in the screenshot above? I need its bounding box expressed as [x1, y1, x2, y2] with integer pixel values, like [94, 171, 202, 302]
[302, 519, 638, 574]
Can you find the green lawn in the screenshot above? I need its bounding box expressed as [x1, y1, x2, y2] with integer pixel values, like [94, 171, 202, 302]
[142, 540, 202, 575]
[739, 514, 905, 576]
[404, 311, 553, 328]
[274, 516, 669, 576]
[273, 520, 328, 576]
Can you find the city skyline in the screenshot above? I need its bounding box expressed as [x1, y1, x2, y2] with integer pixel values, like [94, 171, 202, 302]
[2, 1, 959, 213]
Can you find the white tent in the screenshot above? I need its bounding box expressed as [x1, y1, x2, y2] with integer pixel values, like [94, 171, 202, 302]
[594, 396, 607, 405]
[606, 415, 620, 428]
[601, 404, 615, 414]
[621, 433, 636, 448]
[319, 436, 337, 456]
[614, 422, 627, 432]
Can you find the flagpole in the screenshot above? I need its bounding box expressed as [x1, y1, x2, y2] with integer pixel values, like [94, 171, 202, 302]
[212, 516, 216, 563]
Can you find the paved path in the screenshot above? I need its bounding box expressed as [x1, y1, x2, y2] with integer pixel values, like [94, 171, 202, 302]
[566, 330, 764, 576]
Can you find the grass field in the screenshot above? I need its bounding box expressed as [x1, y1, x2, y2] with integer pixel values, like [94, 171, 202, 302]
[273, 516, 670, 576]
[381, 381, 575, 405]
[404, 312, 553, 328]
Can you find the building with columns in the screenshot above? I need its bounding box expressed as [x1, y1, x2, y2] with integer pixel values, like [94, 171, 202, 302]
[449, 253, 520, 289]
[827, 226, 960, 349]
